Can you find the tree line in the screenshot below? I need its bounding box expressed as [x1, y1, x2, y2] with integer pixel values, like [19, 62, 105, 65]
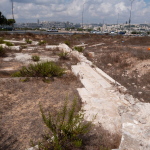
[0, 11, 15, 26]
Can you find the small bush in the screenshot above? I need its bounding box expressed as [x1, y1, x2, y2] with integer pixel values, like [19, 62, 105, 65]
[32, 55, 40, 62]
[38, 98, 92, 150]
[38, 40, 46, 45]
[0, 46, 6, 57]
[58, 51, 69, 60]
[20, 45, 27, 49]
[26, 39, 32, 44]
[4, 41, 14, 46]
[64, 40, 70, 46]
[20, 77, 30, 82]
[0, 38, 14, 46]
[12, 61, 65, 78]
[0, 38, 4, 44]
[74, 46, 84, 52]
[132, 50, 150, 60]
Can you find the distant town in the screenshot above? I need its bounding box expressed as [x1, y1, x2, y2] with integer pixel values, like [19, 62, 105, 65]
[13, 20, 150, 35]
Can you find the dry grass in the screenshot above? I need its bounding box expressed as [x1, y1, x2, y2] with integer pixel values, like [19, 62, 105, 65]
[81, 125, 121, 150]
[84, 35, 150, 102]
[0, 75, 82, 150]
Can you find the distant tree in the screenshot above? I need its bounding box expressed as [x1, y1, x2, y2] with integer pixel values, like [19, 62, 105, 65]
[0, 11, 7, 25]
[7, 19, 15, 25]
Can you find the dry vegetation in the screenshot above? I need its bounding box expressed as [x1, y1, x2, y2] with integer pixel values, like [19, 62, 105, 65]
[83, 35, 150, 102]
[0, 32, 149, 149]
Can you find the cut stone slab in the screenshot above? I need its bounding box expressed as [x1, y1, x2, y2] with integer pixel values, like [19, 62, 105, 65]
[46, 44, 72, 53]
[71, 51, 92, 65]
[3, 57, 13, 61]
[58, 43, 72, 53]
[0, 44, 8, 48]
[119, 102, 150, 150]
[94, 67, 120, 86]
[72, 64, 111, 88]
[40, 56, 59, 62]
[73, 43, 88, 47]
[72, 63, 129, 134]
[88, 43, 105, 47]
[14, 53, 31, 63]
[9, 46, 20, 51]
[4, 40, 26, 44]
[46, 45, 58, 49]
[22, 47, 39, 51]
[31, 41, 39, 45]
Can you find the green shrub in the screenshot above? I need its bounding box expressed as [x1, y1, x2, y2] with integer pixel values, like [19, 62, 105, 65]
[12, 61, 65, 78]
[4, 41, 14, 46]
[38, 98, 92, 150]
[0, 38, 4, 44]
[32, 55, 40, 62]
[12, 71, 22, 77]
[64, 40, 70, 46]
[0, 38, 14, 46]
[20, 45, 27, 49]
[20, 77, 30, 82]
[38, 40, 46, 45]
[74, 46, 84, 52]
[58, 51, 69, 60]
[26, 39, 32, 44]
[0, 46, 6, 57]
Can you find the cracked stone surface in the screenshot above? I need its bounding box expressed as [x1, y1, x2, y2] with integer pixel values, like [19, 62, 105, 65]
[71, 45, 150, 150]
[72, 63, 127, 135]
[119, 103, 150, 150]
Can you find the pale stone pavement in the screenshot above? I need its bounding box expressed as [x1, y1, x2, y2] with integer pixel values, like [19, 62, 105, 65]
[71, 55, 150, 150]
[72, 63, 126, 135]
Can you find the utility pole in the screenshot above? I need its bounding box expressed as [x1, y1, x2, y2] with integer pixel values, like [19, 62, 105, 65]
[117, 13, 119, 34]
[82, 2, 85, 33]
[129, 0, 134, 34]
[11, 0, 15, 28]
[102, 20, 104, 33]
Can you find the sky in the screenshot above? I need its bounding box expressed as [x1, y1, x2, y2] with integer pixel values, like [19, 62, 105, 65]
[0, 0, 150, 24]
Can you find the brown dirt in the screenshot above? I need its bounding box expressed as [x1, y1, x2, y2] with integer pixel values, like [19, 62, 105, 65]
[83, 35, 150, 102]
[0, 76, 82, 150]
[0, 34, 83, 149]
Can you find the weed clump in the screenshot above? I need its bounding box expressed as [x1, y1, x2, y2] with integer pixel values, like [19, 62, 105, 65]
[38, 40, 46, 45]
[74, 46, 84, 53]
[26, 39, 32, 44]
[37, 98, 92, 150]
[0, 38, 14, 46]
[58, 51, 69, 60]
[0, 46, 6, 57]
[32, 55, 40, 62]
[12, 61, 65, 78]
[4, 41, 14, 46]
[64, 40, 70, 46]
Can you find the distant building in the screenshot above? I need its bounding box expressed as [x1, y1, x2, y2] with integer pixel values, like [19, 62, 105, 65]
[14, 23, 41, 29]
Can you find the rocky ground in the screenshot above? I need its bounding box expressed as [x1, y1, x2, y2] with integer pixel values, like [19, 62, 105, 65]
[0, 33, 150, 150]
[83, 35, 150, 102]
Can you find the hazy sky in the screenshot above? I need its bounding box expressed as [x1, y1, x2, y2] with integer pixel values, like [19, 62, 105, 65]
[0, 0, 150, 24]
